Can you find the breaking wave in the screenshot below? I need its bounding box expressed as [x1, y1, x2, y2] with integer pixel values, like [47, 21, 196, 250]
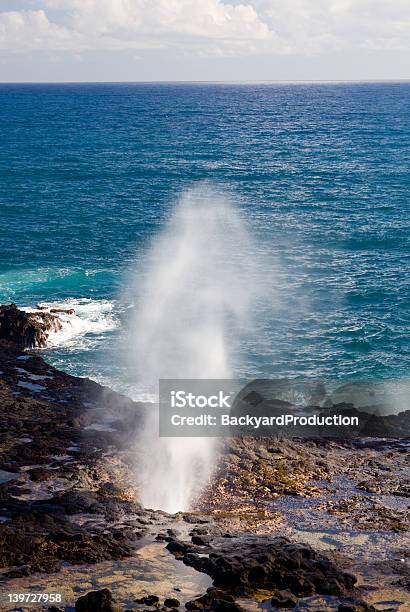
[22, 298, 119, 349]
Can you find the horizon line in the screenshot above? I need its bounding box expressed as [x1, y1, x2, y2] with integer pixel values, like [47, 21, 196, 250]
[0, 78, 409, 86]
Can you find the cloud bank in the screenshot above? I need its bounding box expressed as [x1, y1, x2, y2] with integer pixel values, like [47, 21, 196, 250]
[0, 1, 272, 54]
[0, 0, 409, 58]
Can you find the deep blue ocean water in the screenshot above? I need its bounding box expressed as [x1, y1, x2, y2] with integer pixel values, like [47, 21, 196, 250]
[0, 83, 409, 391]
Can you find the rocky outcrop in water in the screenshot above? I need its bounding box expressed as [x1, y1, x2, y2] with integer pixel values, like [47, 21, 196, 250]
[167, 535, 357, 598]
[0, 303, 64, 348]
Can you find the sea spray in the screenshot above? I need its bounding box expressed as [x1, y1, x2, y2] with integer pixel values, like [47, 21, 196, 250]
[127, 184, 265, 512]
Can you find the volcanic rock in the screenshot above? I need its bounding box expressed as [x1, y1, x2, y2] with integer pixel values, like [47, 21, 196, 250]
[167, 536, 356, 599]
[0, 303, 63, 348]
[185, 588, 245, 611]
[75, 588, 121, 612]
[290, 595, 376, 611]
[134, 594, 160, 605]
[164, 597, 180, 608]
[270, 589, 299, 608]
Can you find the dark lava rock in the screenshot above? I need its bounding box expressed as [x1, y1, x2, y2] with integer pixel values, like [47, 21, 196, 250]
[29, 467, 54, 481]
[182, 514, 210, 524]
[291, 596, 376, 611]
[0, 336, 149, 583]
[167, 536, 356, 599]
[167, 540, 195, 557]
[49, 307, 75, 315]
[164, 598, 180, 608]
[0, 516, 136, 576]
[167, 528, 179, 537]
[135, 594, 160, 605]
[337, 601, 376, 612]
[56, 490, 100, 514]
[270, 589, 299, 608]
[0, 303, 63, 348]
[185, 588, 244, 611]
[155, 532, 170, 541]
[75, 588, 120, 612]
[191, 534, 211, 546]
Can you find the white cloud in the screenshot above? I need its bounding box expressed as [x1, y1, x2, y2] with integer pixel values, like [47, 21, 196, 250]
[0, 0, 409, 56]
[0, 1, 272, 54]
[254, 0, 410, 54]
[0, 10, 71, 51]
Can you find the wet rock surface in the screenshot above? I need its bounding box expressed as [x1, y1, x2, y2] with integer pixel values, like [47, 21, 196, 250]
[0, 304, 64, 349]
[193, 438, 409, 610]
[167, 534, 357, 597]
[0, 334, 408, 611]
[185, 587, 246, 610]
[75, 588, 121, 612]
[196, 437, 409, 534]
[0, 340, 150, 577]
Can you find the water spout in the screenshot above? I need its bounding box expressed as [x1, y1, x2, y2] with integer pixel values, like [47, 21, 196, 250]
[127, 184, 261, 512]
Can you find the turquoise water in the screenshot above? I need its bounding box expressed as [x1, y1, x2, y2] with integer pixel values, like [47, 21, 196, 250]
[0, 83, 409, 388]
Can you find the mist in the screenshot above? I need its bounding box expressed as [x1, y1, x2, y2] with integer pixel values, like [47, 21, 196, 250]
[126, 184, 263, 512]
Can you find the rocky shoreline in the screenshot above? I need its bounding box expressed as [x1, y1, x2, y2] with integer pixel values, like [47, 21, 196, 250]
[0, 307, 409, 611]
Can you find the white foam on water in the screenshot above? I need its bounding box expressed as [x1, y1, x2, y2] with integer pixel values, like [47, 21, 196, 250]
[22, 298, 119, 349]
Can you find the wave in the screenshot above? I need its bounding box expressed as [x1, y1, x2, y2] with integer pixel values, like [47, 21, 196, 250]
[22, 298, 119, 349]
[0, 267, 115, 304]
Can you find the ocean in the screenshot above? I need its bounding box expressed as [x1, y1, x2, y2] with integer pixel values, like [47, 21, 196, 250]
[0, 82, 409, 395]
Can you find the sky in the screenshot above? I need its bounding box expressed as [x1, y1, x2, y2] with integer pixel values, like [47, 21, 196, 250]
[0, 0, 409, 82]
